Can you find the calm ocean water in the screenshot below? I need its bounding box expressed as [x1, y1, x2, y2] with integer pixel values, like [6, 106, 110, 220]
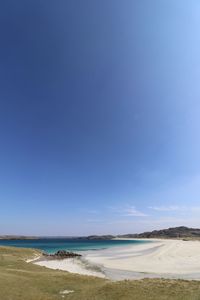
[0, 238, 149, 254]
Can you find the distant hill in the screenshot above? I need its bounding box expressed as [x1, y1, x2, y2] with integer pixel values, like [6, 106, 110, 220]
[0, 235, 38, 240]
[1, 227, 200, 240]
[77, 235, 115, 240]
[0, 234, 115, 240]
[63, 227, 200, 240]
[118, 226, 200, 239]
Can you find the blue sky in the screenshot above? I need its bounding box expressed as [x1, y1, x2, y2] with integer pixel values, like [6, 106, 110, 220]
[1, 1, 200, 235]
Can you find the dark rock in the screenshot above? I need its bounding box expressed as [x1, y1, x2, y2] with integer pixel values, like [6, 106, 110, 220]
[43, 250, 81, 259]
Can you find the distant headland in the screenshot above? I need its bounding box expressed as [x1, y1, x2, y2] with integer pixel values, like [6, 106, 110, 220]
[1, 226, 200, 240]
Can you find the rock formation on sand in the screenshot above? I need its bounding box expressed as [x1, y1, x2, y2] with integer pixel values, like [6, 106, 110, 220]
[43, 250, 81, 259]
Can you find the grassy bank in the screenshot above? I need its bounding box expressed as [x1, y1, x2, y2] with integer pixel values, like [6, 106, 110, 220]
[0, 246, 200, 300]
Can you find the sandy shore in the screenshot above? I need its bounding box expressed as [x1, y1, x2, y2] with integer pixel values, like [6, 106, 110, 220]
[33, 239, 200, 280]
[34, 257, 106, 278]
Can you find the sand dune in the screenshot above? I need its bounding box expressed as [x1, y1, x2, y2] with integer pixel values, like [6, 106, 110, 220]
[34, 257, 105, 278]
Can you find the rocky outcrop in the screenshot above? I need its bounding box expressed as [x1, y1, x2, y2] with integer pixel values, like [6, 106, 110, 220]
[43, 250, 81, 259]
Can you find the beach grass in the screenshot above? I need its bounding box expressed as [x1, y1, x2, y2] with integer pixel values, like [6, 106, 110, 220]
[1, 246, 200, 300]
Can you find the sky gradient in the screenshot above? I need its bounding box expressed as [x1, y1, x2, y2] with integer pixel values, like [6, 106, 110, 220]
[1, 0, 200, 235]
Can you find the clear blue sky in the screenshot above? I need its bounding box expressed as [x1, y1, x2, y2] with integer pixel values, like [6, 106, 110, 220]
[1, 0, 200, 235]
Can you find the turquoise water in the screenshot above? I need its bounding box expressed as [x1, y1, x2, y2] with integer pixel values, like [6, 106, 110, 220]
[0, 238, 149, 254]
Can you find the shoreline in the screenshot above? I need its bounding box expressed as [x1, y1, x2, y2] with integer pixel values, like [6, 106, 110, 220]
[32, 238, 200, 280]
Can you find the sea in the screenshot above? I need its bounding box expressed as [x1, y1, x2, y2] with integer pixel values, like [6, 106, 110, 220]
[0, 238, 148, 254]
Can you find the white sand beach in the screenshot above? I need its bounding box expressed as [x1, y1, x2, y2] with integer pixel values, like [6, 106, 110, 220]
[34, 239, 200, 280]
[34, 257, 106, 278]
